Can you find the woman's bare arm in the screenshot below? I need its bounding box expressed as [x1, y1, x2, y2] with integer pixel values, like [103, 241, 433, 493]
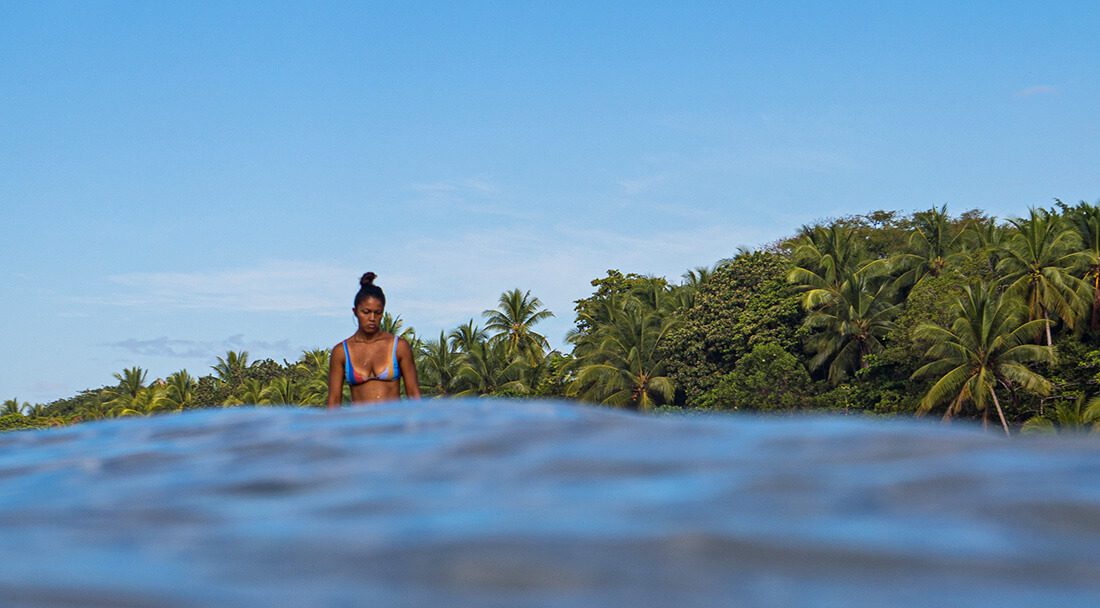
[398, 338, 421, 399]
[326, 344, 346, 408]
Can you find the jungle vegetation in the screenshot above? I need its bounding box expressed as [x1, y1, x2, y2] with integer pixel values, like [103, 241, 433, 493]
[6, 200, 1100, 436]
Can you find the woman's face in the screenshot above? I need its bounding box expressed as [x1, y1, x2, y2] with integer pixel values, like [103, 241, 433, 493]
[353, 297, 385, 334]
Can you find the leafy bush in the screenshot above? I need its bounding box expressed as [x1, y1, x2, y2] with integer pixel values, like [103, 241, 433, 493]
[0, 414, 38, 432]
[663, 251, 804, 406]
[694, 343, 812, 412]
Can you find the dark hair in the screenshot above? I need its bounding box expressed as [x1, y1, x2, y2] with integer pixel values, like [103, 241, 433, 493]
[354, 272, 386, 307]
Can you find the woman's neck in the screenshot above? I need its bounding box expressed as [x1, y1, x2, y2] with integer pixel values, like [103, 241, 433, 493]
[354, 329, 387, 341]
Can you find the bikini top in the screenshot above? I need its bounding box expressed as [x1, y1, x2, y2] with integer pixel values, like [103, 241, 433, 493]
[343, 336, 401, 385]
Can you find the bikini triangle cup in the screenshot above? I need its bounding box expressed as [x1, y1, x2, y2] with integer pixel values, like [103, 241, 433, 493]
[343, 335, 400, 385]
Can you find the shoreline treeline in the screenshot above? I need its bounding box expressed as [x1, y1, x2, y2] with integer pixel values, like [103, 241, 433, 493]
[6, 200, 1100, 435]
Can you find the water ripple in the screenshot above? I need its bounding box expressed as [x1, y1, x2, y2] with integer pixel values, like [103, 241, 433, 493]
[1, 400, 1098, 607]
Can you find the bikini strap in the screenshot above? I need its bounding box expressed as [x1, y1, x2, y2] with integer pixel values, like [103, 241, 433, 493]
[342, 340, 355, 383]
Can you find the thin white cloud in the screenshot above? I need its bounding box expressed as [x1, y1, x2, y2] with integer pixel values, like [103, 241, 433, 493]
[97, 260, 355, 314]
[619, 173, 668, 195]
[411, 176, 501, 196]
[105, 334, 293, 359]
[406, 175, 538, 221]
[641, 200, 723, 222]
[754, 148, 855, 173]
[1014, 85, 1058, 98]
[85, 220, 769, 351]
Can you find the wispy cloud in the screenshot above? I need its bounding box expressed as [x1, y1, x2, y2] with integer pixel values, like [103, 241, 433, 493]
[753, 148, 854, 173]
[85, 221, 770, 351]
[393, 221, 767, 346]
[618, 174, 668, 195]
[633, 200, 723, 223]
[96, 261, 353, 314]
[1014, 85, 1058, 98]
[411, 176, 501, 196]
[406, 175, 537, 221]
[105, 334, 293, 359]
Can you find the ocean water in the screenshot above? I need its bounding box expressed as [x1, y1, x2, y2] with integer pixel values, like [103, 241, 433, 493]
[1, 399, 1098, 607]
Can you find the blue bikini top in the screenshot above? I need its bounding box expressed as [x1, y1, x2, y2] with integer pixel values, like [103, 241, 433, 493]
[343, 336, 400, 385]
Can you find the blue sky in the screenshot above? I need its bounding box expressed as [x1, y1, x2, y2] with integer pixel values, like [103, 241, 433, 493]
[2, 1, 1098, 403]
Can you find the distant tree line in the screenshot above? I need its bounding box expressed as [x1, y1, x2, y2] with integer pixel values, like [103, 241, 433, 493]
[6, 200, 1100, 436]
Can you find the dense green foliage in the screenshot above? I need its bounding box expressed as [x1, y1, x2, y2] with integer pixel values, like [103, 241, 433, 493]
[662, 251, 803, 406]
[7, 200, 1100, 437]
[693, 343, 812, 412]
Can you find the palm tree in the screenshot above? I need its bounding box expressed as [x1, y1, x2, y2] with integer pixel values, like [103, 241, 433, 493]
[788, 223, 900, 384]
[1021, 395, 1100, 435]
[962, 215, 1007, 275]
[1057, 200, 1100, 332]
[483, 289, 554, 364]
[262, 377, 304, 406]
[675, 263, 721, 311]
[787, 223, 870, 305]
[517, 351, 557, 396]
[997, 208, 1087, 345]
[118, 384, 170, 417]
[381, 313, 417, 341]
[630, 278, 682, 315]
[298, 349, 330, 376]
[103, 367, 149, 415]
[163, 370, 196, 411]
[25, 403, 48, 418]
[227, 378, 266, 405]
[453, 339, 529, 396]
[212, 351, 250, 384]
[568, 291, 623, 345]
[892, 205, 962, 289]
[106, 370, 171, 417]
[682, 264, 720, 290]
[18, 403, 62, 426]
[449, 320, 489, 353]
[569, 296, 678, 411]
[295, 349, 331, 405]
[418, 331, 462, 395]
[667, 282, 698, 315]
[2, 398, 26, 416]
[68, 389, 108, 422]
[912, 283, 1054, 435]
[114, 366, 148, 398]
[73, 392, 110, 422]
[804, 274, 900, 384]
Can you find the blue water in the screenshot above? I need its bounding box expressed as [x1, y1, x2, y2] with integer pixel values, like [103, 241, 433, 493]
[1, 400, 1099, 607]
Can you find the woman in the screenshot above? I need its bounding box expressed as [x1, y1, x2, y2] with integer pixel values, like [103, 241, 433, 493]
[327, 272, 421, 407]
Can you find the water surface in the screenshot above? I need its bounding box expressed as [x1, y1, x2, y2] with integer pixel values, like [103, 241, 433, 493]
[1, 400, 1098, 607]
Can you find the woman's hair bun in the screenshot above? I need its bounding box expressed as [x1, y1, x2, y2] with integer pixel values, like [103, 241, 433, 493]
[353, 271, 386, 307]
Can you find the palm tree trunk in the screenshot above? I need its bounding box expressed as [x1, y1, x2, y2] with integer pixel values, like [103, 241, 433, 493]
[1036, 300, 1053, 347]
[1040, 302, 1053, 346]
[989, 387, 1010, 437]
[1091, 272, 1100, 332]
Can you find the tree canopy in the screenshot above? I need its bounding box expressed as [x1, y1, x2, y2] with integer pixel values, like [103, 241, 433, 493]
[9, 200, 1100, 437]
